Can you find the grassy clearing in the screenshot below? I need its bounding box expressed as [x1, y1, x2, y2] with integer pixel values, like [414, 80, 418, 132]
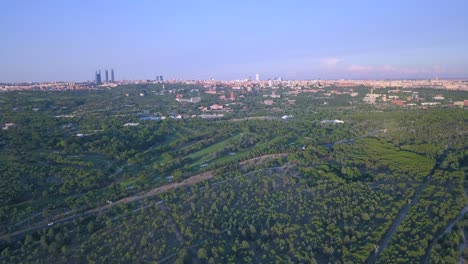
[187, 134, 241, 161]
[188, 134, 288, 170]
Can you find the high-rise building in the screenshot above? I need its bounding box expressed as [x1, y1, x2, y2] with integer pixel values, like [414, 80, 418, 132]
[256, 73, 260, 82]
[95, 70, 102, 85]
[105, 69, 109, 83]
[154, 75, 165, 83]
[156, 76, 164, 83]
[111, 69, 115, 83]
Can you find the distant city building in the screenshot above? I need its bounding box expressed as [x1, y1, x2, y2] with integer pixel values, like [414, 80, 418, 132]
[155, 76, 164, 83]
[111, 69, 115, 83]
[320, 119, 344, 124]
[105, 69, 109, 83]
[176, 96, 201, 103]
[421, 102, 441, 106]
[123, 123, 140, 127]
[453, 100, 468, 107]
[256, 73, 260, 82]
[95, 70, 102, 85]
[270, 91, 280, 98]
[191, 97, 201, 103]
[392, 100, 406, 106]
[210, 104, 224, 110]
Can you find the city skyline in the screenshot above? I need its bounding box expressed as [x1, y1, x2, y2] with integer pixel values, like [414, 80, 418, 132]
[94, 69, 115, 85]
[1, 0, 468, 82]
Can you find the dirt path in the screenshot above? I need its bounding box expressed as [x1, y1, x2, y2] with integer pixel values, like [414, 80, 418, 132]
[239, 153, 288, 166]
[367, 174, 431, 264]
[367, 149, 452, 264]
[3, 129, 380, 241]
[1, 153, 288, 242]
[423, 205, 468, 264]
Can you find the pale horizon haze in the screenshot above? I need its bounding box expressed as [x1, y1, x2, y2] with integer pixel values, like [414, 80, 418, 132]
[1, 0, 468, 82]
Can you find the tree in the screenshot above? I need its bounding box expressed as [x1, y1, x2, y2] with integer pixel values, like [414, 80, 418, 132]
[197, 248, 207, 259]
[323, 246, 334, 255]
[241, 240, 250, 249]
[87, 222, 94, 233]
[25, 234, 33, 245]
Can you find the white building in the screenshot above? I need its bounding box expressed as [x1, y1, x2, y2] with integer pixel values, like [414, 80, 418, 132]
[321, 120, 345, 124]
[421, 102, 441, 106]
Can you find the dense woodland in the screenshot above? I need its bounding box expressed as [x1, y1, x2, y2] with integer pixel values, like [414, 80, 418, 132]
[0, 84, 467, 263]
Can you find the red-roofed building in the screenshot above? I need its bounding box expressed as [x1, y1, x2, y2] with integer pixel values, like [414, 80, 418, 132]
[392, 100, 406, 106]
[210, 104, 224, 110]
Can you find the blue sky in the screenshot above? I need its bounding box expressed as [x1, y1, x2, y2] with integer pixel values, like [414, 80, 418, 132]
[1, 0, 468, 82]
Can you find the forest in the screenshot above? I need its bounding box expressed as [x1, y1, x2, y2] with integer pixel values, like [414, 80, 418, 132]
[0, 85, 467, 263]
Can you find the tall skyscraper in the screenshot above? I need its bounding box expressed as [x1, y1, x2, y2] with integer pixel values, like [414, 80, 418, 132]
[105, 69, 109, 83]
[155, 75, 164, 83]
[155, 76, 164, 83]
[111, 69, 115, 83]
[256, 73, 260, 82]
[95, 70, 102, 85]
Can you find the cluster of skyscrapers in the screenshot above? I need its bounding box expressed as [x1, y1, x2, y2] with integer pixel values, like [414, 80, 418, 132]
[95, 69, 115, 85]
[156, 75, 164, 82]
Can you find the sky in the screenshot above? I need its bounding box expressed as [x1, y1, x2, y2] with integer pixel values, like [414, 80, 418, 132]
[1, 0, 468, 82]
